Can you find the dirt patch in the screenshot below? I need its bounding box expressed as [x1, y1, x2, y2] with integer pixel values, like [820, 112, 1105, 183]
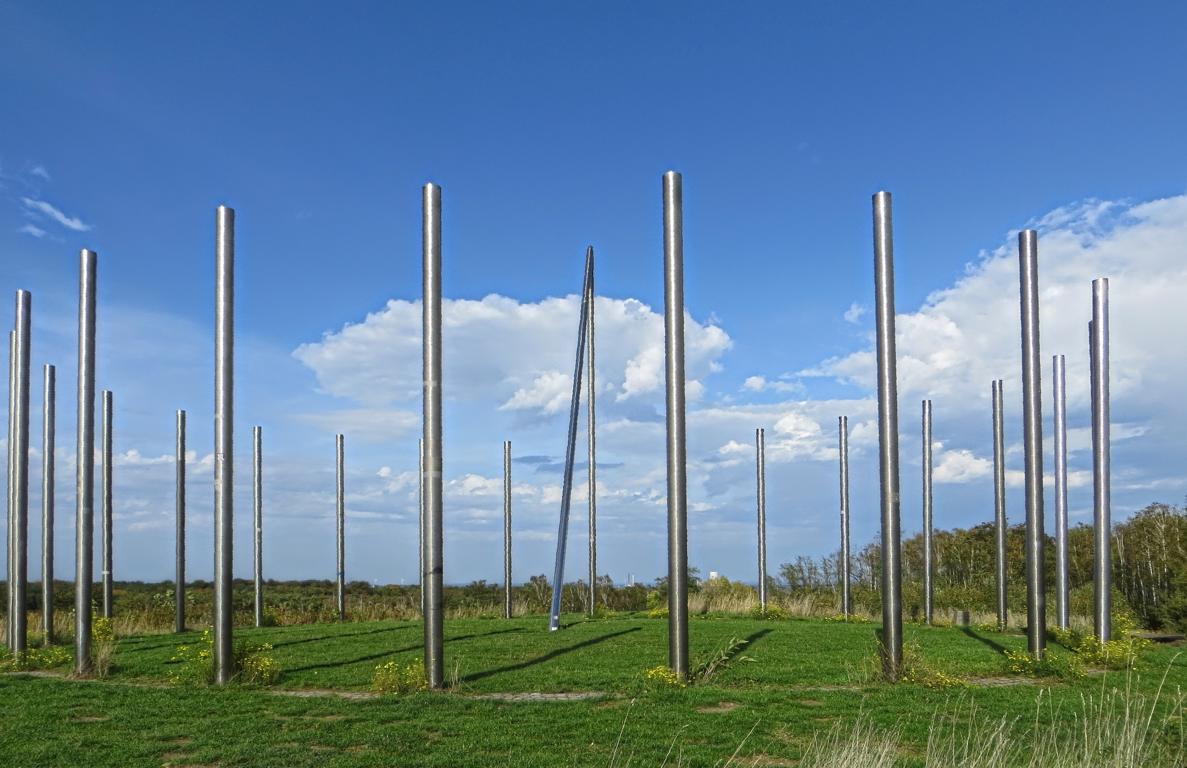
[743, 754, 796, 767]
[968, 676, 1038, 687]
[797, 699, 825, 707]
[695, 701, 741, 714]
[472, 691, 607, 702]
[164, 738, 193, 747]
[310, 745, 336, 753]
[271, 688, 376, 701]
[161, 752, 193, 762]
[72, 715, 110, 723]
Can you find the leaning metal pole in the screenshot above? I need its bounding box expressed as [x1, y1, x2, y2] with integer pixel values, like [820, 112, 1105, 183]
[336, 433, 346, 622]
[1091, 279, 1112, 642]
[993, 379, 1008, 630]
[213, 205, 235, 684]
[176, 410, 186, 632]
[74, 249, 97, 675]
[1018, 229, 1046, 658]
[873, 191, 903, 680]
[1053, 355, 1070, 630]
[756, 427, 768, 612]
[663, 170, 690, 680]
[548, 250, 591, 631]
[41, 364, 55, 644]
[11, 290, 31, 653]
[586, 247, 597, 616]
[253, 426, 263, 628]
[839, 416, 852, 617]
[422, 183, 445, 688]
[101, 389, 113, 619]
[503, 440, 512, 619]
[922, 399, 934, 625]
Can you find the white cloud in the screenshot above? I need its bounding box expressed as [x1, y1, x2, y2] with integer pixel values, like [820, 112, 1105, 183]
[21, 197, 91, 231]
[18, 223, 46, 238]
[297, 408, 419, 441]
[29, 165, 50, 181]
[843, 302, 867, 324]
[743, 375, 767, 392]
[933, 448, 992, 484]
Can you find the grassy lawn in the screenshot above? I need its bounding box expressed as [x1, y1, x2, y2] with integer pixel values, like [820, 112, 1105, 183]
[2, 614, 1184, 766]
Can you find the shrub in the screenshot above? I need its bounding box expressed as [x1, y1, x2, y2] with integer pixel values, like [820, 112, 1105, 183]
[900, 642, 965, 689]
[0, 645, 72, 671]
[643, 665, 686, 689]
[169, 629, 280, 686]
[748, 604, 789, 620]
[372, 659, 427, 695]
[1003, 648, 1084, 679]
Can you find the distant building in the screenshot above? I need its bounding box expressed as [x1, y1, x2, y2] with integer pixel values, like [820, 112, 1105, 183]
[708, 570, 721, 581]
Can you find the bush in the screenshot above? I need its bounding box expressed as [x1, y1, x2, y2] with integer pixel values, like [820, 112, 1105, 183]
[0, 645, 72, 671]
[372, 659, 427, 694]
[169, 629, 281, 686]
[643, 665, 686, 689]
[1003, 648, 1084, 680]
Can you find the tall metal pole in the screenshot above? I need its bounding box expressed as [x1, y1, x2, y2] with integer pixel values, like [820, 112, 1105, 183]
[922, 399, 933, 625]
[74, 249, 97, 675]
[1018, 229, 1046, 658]
[336, 433, 346, 622]
[663, 170, 690, 680]
[548, 250, 591, 631]
[101, 390, 112, 619]
[1091, 279, 1111, 641]
[503, 440, 512, 619]
[11, 291, 31, 653]
[755, 427, 768, 612]
[175, 410, 186, 633]
[992, 379, 1008, 631]
[213, 205, 235, 684]
[872, 191, 903, 680]
[586, 248, 597, 616]
[1052, 355, 1069, 630]
[838, 416, 851, 618]
[41, 364, 55, 644]
[421, 183, 445, 689]
[6, 329, 15, 649]
[418, 437, 424, 617]
[253, 425, 263, 628]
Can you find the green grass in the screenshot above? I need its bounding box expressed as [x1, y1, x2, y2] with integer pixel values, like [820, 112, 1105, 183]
[2, 614, 1185, 766]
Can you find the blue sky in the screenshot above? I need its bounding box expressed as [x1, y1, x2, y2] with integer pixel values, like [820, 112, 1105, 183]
[2, 2, 1185, 586]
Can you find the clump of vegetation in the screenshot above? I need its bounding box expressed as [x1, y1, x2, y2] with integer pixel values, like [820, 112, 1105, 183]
[0, 644, 72, 671]
[748, 604, 789, 620]
[824, 612, 872, 624]
[900, 642, 965, 689]
[691, 635, 755, 683]
[91, 616, 117, 677]
[372, 658, 427, 694]
[643, 665, 686, 690]
[1002, 648, 1085, 679]
[169, 629, 280, 686]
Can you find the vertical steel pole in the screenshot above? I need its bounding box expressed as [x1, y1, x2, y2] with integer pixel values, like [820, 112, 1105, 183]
[213, 205, 235, 684]
[7, 329, 15, 649]
[586, 247, 597, 616]
[1018, 229, 1046, 658]
[422, 183, 445, 689]
[1091, 279, 1111, 641]
[503, 440, 512, 619]
[993, 380, 1008, 630]
[175, 410, 186, 633]
[1052, 355, 1069, 630]
[11, 291, 31, 653]
[663, 170, 690, 680]
[756, 427, 768, 612]
[101, 390, 112, 619]
[548, 251, 590, 631]
[336, 434, 346, 622]
[839, 416, 851, 617]
[922, 399, 933, 625]
[418, 437, 424, 616]
[41, 364, 55, 644]
[253, 425, 263, 628]
[74, 249, 97, 675]
[872, 191, 903, 680]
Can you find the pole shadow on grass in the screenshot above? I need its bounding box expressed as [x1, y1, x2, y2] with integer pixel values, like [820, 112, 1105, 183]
[269, 624, 418, 650]
[284, 627, 528, 674]
[960, 626, 1008, 655]
[460, 627, 642, 684]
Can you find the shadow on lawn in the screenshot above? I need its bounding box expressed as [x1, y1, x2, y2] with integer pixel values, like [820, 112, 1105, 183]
[269, 623, 416, 650]
[960, 626, 1008, 655]
[284, 627, 528, 674]
[460, 627, 642, 684]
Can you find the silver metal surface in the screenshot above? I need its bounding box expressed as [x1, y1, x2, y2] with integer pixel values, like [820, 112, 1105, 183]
[1053, 355, 1069, 630]
[756, 427, 768, 611]
[10, 291, 31, 653]
[503, 440, 512, 619]
[336, 433, 345, 622]
[176, 410, 186, 632]
[992, 380, 1008, 630]
[922, 399, 933, 625]
[663, 170, 690, 680]
[41, 364, 55, 644]
[839, 416, 851, 617]
[548, 248, 592, 631]
[213, 206, 235, 684]
[418, 437, 424, 616]
[872, 191, 903, 680]
[1017, 230, 1046, 658]
[1091, 279, 1112, 641]
[74, 249, 97, 674]
[422, 183, 445, 688]
[6, 329, 13, 649]
[586, 247, 597, 616]
[253, 425, 263, 628]
[101, 390, 112, 619]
